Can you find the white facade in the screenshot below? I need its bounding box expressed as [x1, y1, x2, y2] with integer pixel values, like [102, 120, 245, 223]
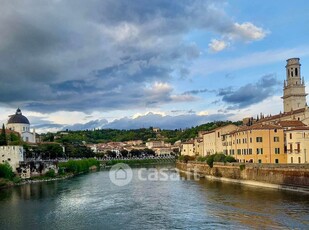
[282, 58, 307, 113]
[6, 108, 36, 143]
[0, 146, 24, 172]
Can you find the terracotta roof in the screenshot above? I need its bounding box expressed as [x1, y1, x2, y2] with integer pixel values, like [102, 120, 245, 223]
[285, 127, 309, 131]
[228, 124, 283, 135]
[256, 108, 306, 123]
[275, 120, 306, 127]
[182, 141, 194, 144]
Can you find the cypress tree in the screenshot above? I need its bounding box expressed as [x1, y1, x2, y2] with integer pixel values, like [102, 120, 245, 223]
[0, 124, 7, 146]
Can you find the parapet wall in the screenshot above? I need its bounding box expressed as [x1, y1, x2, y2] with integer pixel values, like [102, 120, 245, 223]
[176, 161, 309, 187]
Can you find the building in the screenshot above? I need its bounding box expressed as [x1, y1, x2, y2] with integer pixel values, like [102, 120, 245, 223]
[181, 140, 194, 156]
[194, 137, 204, 156]
[146, 140, 170, 149]
[0, 146, 24, 172]
[285, 127, 309, 163]
[203, 124, 238, 156]
[255, 58, 309, 125]
[223, 124, 286, 164]
[6, 108, 36, 143]
[282, 58, 307, 113]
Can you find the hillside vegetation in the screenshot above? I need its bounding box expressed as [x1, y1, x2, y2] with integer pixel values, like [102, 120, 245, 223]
[41, 121, 242, 144]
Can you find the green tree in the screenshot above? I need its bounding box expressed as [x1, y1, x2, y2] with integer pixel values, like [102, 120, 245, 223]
[0, 162, 14, 180]
[0, 124, 7, 146]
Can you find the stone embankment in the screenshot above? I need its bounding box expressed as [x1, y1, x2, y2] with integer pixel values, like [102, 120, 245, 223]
[177, 161, 309, 193]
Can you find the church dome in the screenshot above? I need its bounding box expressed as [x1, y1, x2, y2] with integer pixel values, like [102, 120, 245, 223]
[7, 108, 30, 125]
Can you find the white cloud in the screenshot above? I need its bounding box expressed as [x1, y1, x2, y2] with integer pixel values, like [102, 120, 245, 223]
[197, 110, 209, 116]
[208, 39, 229, 52]
[232, 22, 268, 41]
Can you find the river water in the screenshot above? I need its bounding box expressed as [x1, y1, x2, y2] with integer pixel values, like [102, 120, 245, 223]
[0, 165, 308, 229]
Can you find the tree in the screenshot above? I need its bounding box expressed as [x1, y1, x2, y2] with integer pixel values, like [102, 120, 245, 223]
[0, 124, 7, 146]
[0, 162, 14, 180]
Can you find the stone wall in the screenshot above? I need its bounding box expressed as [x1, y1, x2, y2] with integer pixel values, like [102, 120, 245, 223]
[176, 161, 309, 187]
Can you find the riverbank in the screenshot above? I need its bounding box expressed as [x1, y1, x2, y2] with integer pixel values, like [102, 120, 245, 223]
[177, 161, 309, 194]
[102, 157, 176, 167]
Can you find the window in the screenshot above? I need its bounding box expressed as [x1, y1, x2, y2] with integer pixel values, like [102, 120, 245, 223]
[275, 159, 279, 164]
[291, 157, 293, 163]
[298, 157, 301, 163]
[250, 138, 252, 143]
[290, 133, 292, 139]
[256, 137, 263, 142]
[237, 149, 241, 155]
[275, 148, 280, 154]
[295, 68, 298, 76]
[258, 159, 262, 163]
[218, 132, 220, 138]
[274, 137, 279, 142]
[289, 143, 293, 152]
[249, 149, 252, 155]
[257, 148, 263, 154]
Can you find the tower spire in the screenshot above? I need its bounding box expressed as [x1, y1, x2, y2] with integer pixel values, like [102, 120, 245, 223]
[282, 58, 307, 113]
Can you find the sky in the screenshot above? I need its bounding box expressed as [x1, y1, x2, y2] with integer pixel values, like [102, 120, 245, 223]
[1, 0, 309, 133]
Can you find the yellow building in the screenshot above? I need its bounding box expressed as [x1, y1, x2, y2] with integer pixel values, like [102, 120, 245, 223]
[194, 137, 204, 156]
[223, 124, 286, 164]
[181, 140, 194, 156]
[285, 127, 309, 163]
[203, 124, 238, 156]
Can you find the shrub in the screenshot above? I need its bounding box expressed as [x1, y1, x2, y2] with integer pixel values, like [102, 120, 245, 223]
[206, 154, 215, 168]
[0, 162, 14, 180]
[196, 156, 207, 162]
[225, 155, 236, 163]
[45, 169, 56, 178]
[59, 158, 99, 174]
[213, 153, 226, 163]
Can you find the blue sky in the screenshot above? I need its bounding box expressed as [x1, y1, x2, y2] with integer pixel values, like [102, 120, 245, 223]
[1, 0, 309, 132]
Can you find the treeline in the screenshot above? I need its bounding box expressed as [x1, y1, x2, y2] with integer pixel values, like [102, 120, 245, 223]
[58, 159, 100, 174]
[41, 121, 242, 145]
[24, 143, 95, 159]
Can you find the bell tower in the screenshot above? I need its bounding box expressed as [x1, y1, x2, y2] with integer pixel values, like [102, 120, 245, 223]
[282, 58, 307, 113]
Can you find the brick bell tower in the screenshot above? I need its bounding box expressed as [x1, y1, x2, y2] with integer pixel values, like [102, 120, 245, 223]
[282, 58, 307, 113]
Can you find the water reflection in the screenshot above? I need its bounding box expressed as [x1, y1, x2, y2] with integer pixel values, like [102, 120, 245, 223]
[0, 167, 308, 229]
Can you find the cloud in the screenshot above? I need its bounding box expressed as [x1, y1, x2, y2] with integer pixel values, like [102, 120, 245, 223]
[182, 88, 216, 95]
[33, 111, 235, 131]
[192, 46, 309, 76]
[0, 0, 267, 113]
[63, 119, 109, 131]
[103, 112, 234, 130]
[208, 39, 229, 52]
[231, 22, 267, 41]
[218, 74, 280, 109]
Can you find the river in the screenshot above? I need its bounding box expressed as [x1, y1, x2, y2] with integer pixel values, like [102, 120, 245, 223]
[0, 165, 308, 229]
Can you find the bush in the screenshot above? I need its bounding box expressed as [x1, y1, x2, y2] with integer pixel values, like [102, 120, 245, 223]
[59, 158, 99, 174]
[225, 155, 236, 163]
[196, 156, 207, 162]
[239, 164, 245, 171]
[0, 162, 14, 180]
[45, 169, 56, 178]
[206, 154, 215, 168]
[213, 153, 226, 163]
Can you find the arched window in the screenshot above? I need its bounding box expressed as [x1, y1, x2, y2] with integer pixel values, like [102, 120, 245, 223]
[295, 68, 298, 76]
[291, 68, 294, 77]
